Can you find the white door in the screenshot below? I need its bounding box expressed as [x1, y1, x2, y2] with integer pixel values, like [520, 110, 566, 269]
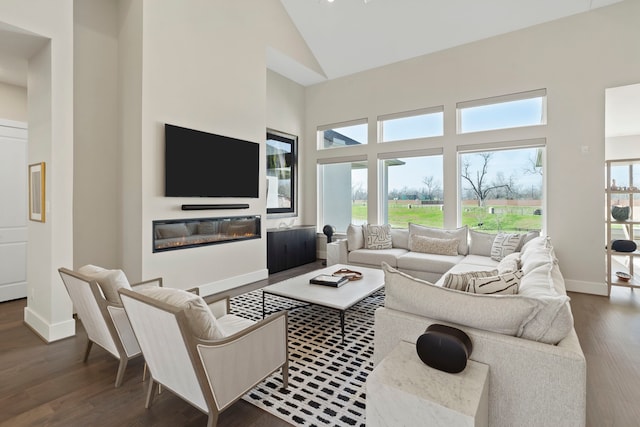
[0, 120, 28, 302]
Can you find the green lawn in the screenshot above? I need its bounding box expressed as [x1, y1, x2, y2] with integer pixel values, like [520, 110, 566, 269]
[352, 203, 542, 232]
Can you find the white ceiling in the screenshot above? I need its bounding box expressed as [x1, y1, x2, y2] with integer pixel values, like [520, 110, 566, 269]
[276, 0, 624, 85]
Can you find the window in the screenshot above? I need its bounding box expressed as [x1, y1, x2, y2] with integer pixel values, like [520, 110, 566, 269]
[267, 130, 297, 216]
[318, 119, 367, 149]
[318, 160, 367, 232]
[457, 89, 547, 134]
[379, 152, 444, 228]
[379, 107, 444, 142]
[459, 144, 544, 233]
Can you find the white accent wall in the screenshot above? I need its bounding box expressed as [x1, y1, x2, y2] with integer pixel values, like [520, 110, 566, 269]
[304, 0, 640, 296]
[0, 0, 75, 341]
[119, 0, 315, 291]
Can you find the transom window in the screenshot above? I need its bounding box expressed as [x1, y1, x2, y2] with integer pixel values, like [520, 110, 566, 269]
[378, 107, 444, 142]
[457, 89, 547, 134]
[318, 119, 367, 150]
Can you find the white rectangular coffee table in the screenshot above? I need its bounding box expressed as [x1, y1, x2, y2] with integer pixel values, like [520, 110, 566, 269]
[262, 264, 384, 344]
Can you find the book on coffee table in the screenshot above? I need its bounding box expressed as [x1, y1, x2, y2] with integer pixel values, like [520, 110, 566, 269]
[310, 274, 349, 287]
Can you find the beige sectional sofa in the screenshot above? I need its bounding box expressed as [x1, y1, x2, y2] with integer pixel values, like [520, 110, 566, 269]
[328, 225, 586, 426]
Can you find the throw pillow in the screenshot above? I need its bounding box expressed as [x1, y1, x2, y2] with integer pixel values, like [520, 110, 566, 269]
[468, 229, 497, 257]
[467, 270, 524, 295]
[78, 265, 132, 305]
[364, 224, 392, 249]
[138, 287, 226, 340]
[443, 269, 499, 291]
[490, 233, 523, 261]
[409, 223, 468, 255]
[410, 235, 458, 256]
[497, 252, 521, 274]
[516, 230, 540, 251]
[347, 224, 365, 251]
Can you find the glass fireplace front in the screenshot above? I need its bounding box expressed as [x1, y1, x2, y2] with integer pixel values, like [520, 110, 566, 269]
[153, 215, 261, 252]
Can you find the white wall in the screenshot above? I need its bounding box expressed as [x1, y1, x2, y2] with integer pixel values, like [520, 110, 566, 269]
[74, 0, 121, 270]
[0, 0, 76, 340]
[304, 0, 640, 295]
[266, 69, 307, 229]
[116, 0, 315, 293]
[0, 82, 27, 122]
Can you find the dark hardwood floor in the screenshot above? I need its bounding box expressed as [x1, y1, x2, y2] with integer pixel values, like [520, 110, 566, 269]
[1, 262, 639, 426]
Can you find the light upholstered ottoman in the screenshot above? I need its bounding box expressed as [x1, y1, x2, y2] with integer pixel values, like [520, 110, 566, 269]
[366, 341, 489, 427]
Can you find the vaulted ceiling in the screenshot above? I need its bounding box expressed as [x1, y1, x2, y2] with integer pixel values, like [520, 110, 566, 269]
[275, 0, 624, 85]
[0, 0, 625, 88]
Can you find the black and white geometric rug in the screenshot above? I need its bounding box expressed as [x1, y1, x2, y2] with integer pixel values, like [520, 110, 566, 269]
[231, 288, 385, 427]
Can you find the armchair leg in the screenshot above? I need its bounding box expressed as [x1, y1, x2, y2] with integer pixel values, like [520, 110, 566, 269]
[206, 411, 219, 427]
[145, 378, 157, 409]
[282, 362, 289, 389]
[83, 340, 93, 363]
[114, 358, 128, 388]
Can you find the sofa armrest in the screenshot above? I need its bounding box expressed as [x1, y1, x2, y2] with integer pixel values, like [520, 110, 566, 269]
[327, 239, 348, 266]
[374, 307, 586, 427]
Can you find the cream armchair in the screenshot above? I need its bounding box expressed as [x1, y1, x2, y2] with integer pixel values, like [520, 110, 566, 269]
[58, 267, 162, 387]
[119, 287, 288, 427]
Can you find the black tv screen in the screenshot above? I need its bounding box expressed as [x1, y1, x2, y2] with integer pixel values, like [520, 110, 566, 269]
[165, 124, 260, 198]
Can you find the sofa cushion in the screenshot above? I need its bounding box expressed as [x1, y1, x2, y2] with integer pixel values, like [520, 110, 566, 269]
[516, 230, 540, 251]
[397, 252, 465, 275]
[490, 233, 523, 261]
[409, 223, 468, 255]
[442, 269, 498, 291]
[391, 228, 409, 250]
[518, 262, 573, 343]
[138, 287, 226, 340]
[383, 263, 539, 337]
[467, 270, 523, 295]
[497, 252, 521, 274]
[383, 262, 571, 344]
[364, 224, 393, 249]
[78, 265, 131, 305]
[347, 224, 365, 251]
[457, 255, 500, 268]
[469, 229, 496, 257]
[409, 235, 458, 256]
[521, 244, 556, 275]
[348, 248, 408, 268]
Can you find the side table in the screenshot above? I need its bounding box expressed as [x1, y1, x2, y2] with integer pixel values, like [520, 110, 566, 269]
[366, 340, 489, 427]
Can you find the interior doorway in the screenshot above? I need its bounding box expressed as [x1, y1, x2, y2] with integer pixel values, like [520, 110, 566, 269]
[0, 119, 28, 301]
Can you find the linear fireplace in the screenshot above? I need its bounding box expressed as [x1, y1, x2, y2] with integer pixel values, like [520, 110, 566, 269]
[153, 215, 261, 252]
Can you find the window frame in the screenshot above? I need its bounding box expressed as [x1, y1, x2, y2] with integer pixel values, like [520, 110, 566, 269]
[456, 89, 547, 134]
[266, 129, 298, 217]
[457, 139, 546, 233]
[378, 106, 444, 143]
[317, 118, 368, 150]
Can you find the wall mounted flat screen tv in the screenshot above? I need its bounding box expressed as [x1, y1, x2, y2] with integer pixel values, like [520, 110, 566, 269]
[165, 124, 260, 198]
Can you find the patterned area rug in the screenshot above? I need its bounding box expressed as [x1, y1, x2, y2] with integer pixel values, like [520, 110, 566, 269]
[231, 288, 385, 427]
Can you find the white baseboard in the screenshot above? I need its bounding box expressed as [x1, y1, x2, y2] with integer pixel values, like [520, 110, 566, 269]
[564, 279, 608, 296]
[0, 282, 27, 302]
[198, 268, 269, 297]
[24, 306, 76, 342]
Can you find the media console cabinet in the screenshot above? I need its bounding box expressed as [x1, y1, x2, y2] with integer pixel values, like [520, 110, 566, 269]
[266, 226, 317, 273]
